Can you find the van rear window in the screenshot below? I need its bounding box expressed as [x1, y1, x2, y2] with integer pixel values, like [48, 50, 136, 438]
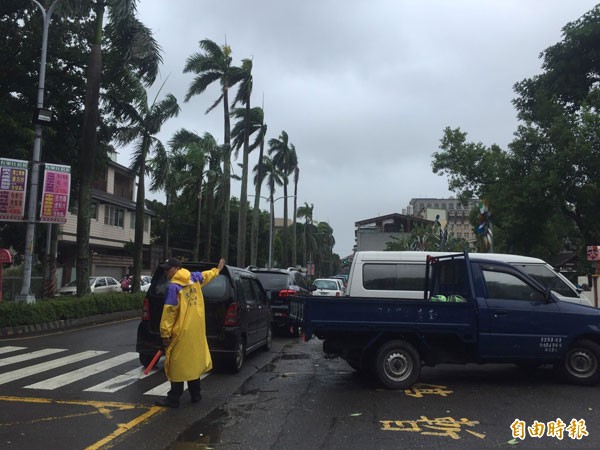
[201, 275, 228, 300]
[363, 263, 426, 291]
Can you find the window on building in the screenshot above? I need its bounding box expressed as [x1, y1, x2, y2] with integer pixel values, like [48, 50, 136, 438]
[104, 205, 124, 228]
[449, 203, 454, 210]
[90, 202, 98, 220]
[144, 216, 149, 232]
[130, 211, 135, 229]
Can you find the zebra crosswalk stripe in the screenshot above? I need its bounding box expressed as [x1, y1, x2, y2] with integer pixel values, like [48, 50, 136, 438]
[84, 366, 151, 393]
[0, 350, 108, 386]
[25, 352, 139, 390]
[0, 348, 67, 367]
[0, 346, 27, 355]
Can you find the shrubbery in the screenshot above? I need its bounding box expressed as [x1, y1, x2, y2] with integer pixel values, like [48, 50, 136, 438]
[0, 292, 144, 328]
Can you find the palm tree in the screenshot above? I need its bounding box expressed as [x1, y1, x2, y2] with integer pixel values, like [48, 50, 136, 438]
[73, 0, 161, 296]
[231, 58, 253, 267]
[268, 131, 297, 267]
[296, 202, 314, 267]
[244, 109, 268, 266]
[183, 39, 245, 261]
[147, 142, 185, 261]
[259, 155, 283, 267]
[112, 83, 180, 292]
[169, 130, 217, 260]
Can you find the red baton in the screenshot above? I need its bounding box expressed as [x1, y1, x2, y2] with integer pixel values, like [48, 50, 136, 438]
[143, 350, 162, 375]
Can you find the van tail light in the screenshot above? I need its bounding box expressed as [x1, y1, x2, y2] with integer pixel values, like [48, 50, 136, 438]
[279, 289, 297, 297]
[336, 292, 340, 297]
[223, 303, 240, 326]
[141, 298, 150, 321]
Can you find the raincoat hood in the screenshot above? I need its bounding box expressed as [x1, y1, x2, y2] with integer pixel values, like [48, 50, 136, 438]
[171, 268, 192, 286]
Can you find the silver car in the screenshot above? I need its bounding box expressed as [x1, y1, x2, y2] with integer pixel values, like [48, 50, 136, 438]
[57, 276, 122, 296]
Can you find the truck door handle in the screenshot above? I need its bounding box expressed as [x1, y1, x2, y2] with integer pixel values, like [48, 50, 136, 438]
[493, 310, 507, 318]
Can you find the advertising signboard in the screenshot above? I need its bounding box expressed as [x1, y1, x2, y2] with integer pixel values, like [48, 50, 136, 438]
[0, 158, 28, 222]
[40, 163, 71, 223]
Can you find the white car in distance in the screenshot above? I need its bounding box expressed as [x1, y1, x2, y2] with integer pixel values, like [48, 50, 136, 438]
[311, 278, 345, 297]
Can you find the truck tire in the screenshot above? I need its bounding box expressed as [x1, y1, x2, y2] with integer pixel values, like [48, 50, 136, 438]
[375, 340, 420, 389]
[556, 339, 600, 386]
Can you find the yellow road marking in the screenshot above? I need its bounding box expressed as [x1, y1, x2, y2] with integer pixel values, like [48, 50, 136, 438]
[0, 395, 164, 449]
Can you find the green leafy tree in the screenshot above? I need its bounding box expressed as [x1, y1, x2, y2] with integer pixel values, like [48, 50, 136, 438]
[169, 130, 219, 260]
[183, 39, 245, 261]
[71, 0, 162, 295]
[386, 223, 472, 252]
[112, 84, 180, 292]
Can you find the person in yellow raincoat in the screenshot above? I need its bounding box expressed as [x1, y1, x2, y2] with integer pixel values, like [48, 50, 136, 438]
[154, 257, 225, 408]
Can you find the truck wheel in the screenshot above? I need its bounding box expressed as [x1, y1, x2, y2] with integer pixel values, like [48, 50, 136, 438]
[375, 340, 420, 389]
[557, 339, 600, 386]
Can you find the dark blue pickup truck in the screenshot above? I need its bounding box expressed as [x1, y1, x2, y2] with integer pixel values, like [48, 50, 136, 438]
[290, 252, 600, 389]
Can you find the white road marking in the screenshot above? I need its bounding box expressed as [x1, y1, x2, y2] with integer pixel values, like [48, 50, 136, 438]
[0, 350, 107, 385]
[0, 346, 27, 355]
[25, 352, 138, 390]
[84, 366, 150, 393]
[0, 348, 67, 367]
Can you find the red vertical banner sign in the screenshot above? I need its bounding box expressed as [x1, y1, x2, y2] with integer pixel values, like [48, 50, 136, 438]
[0, 158, 28, 222]
[40, 163, 71, 223]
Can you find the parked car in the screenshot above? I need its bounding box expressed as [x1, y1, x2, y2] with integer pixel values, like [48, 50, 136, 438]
[57, 276, 122, 296]
[311, 278, 344, 297]
[248, 267, 310, 336]
[136, 262, 271, 372]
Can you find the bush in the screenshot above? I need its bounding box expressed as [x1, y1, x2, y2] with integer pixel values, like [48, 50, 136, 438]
[0, 292, 144, 328]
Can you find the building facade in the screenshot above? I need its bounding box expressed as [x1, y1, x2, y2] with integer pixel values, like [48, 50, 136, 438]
[354, 213, 433, 251]
[407, 197, 479, 244]
[57, 153, 154, 284]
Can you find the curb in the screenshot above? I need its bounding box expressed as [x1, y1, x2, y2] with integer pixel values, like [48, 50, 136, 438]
[0, 309, 141, 339]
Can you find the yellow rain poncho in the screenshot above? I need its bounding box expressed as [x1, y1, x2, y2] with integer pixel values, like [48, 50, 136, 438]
[159, 267, 220, 382]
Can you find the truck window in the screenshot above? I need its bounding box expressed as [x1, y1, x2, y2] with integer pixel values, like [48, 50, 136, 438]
[362, 263, 425, 291]
[482, 269, 539, 301]
[514, 264, 578, 298]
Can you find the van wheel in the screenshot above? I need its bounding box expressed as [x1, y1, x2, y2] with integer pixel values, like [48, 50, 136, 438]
[263, 327, 272, 351]
[229, 338, 246, 373]
[375, 340, 420, 389]
[556, 339, 600, 386]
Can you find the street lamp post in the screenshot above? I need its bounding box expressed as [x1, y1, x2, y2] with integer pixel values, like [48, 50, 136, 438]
[17, 0, 62, 303]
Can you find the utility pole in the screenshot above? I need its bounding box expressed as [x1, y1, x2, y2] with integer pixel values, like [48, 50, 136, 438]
[17, 0, 62, 303]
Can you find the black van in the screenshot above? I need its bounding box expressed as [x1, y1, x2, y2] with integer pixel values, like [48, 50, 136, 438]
[136, 262, 272, 372]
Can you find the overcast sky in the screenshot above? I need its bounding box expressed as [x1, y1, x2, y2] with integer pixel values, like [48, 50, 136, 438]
[121, 0, 599, 257]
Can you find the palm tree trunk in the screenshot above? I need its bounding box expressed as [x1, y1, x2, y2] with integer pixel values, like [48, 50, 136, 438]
[163, 190, 170, 260]
[76, 6, 104, 296]
[250, 136, 265, 267]
[237, 100, 251, 267]
[193, 179, 203, 260]
[282, 181, 288, 267]
[220, 89, 231, 261]
[133, 137, 148, 293]
[292, 173, 298, 267]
